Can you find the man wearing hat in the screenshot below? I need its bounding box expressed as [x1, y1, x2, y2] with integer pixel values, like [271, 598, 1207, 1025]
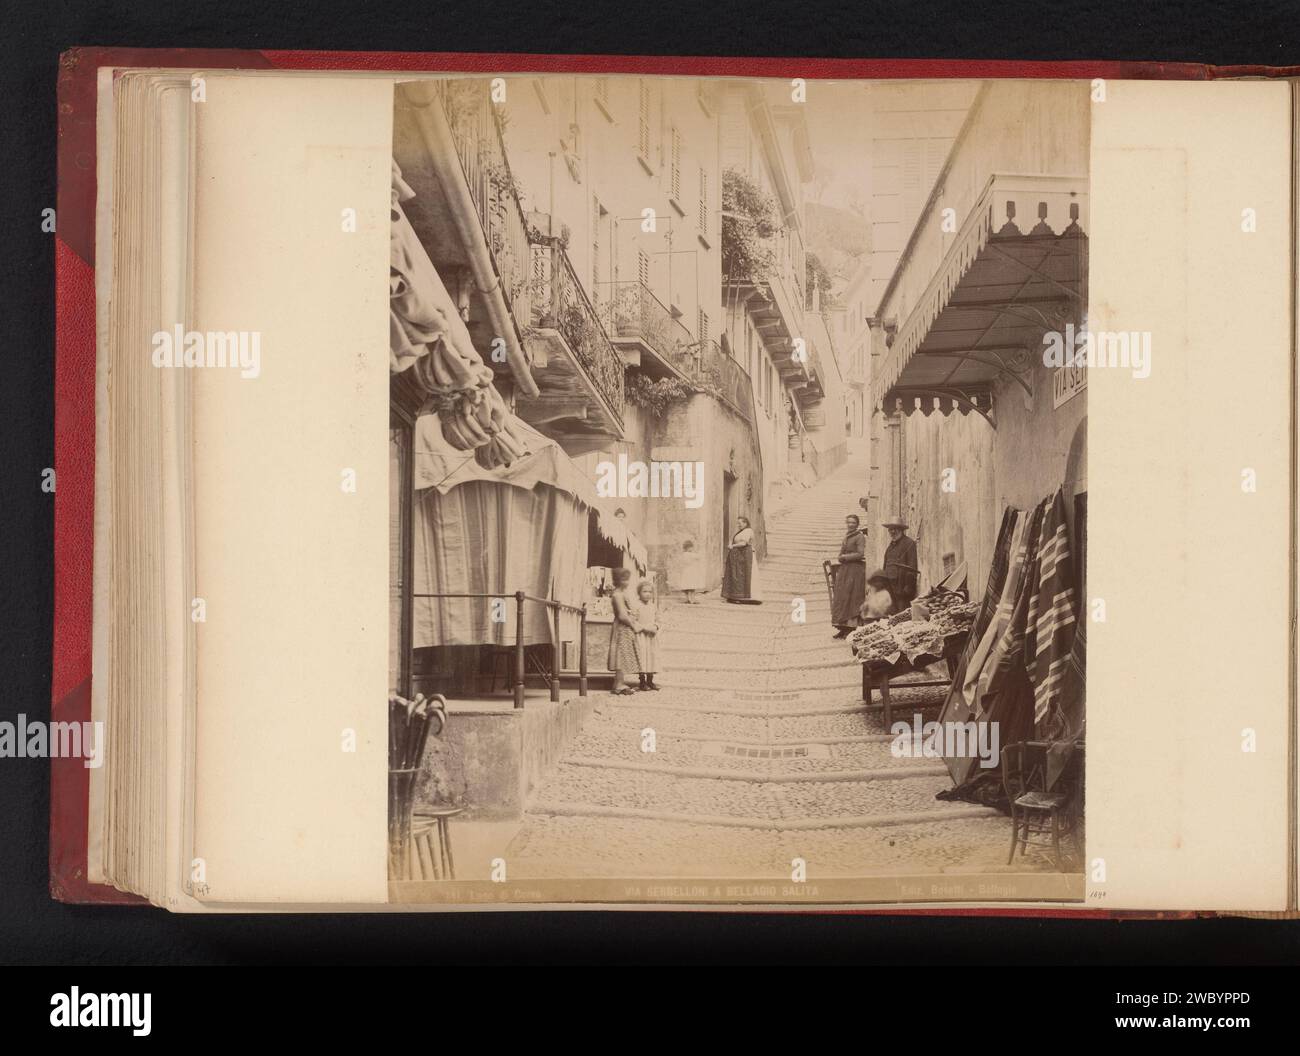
[881, 517, 918, 609]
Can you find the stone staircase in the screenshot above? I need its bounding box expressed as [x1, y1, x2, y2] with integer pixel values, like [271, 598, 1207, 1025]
[506, 452, 1040, 880]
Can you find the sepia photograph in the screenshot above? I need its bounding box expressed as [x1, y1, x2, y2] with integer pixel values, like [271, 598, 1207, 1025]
[386, 75, 1088, 899]
[6, 0, 1299, 1012]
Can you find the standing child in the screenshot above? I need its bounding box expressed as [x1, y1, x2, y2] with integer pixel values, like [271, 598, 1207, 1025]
[606, 568, 641, 695]
[674, 538, 704, 604]
[633, 579, 661, 690]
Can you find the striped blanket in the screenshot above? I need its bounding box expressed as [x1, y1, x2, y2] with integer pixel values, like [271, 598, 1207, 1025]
[1025, 489, 1081, 729]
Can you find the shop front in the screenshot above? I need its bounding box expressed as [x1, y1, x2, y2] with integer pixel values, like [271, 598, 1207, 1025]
[861, 86, 1089, 861]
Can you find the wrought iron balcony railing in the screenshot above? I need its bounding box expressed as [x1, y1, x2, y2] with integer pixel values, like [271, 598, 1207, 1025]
[671, 339, 755, 424]
[529, 238, 626, 418]
[435, 79, 624, 430]
[436, 80, 535, 330]
[600, 281, 693, 370]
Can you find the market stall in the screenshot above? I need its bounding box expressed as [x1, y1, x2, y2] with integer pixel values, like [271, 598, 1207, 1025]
[848, 579, 980, 727]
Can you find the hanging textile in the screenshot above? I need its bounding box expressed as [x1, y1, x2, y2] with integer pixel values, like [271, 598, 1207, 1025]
[413, 414, 596, 505]
[593, 508, 649, 575]
[411, 480, 588, 648]
[390, 159, 529, 468]
[1024, 489, 1080, 727]
[939, 492, 1086, 791]
[1045, 619, 1086, 788]
[389, 160, 492, 387]
[939, 507, 1019, 786]
[952, 509, 1030, 718]
[969, 498, 1047, 716]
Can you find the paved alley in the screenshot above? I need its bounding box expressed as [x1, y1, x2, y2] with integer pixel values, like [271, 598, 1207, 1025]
[508, 453, 1047, 880]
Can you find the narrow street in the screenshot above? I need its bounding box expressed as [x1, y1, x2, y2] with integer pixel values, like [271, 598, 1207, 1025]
[509, 453, 1044, 879]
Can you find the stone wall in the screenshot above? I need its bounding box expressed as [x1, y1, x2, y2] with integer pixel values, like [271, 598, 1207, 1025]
[419, 694, 600, 822]
[650, 391, 767, 588]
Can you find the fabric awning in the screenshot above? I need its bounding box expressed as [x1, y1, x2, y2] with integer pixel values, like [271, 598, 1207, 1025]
[412, 480, 588, 648]
[390, 159, 488, 384]
[391, 158, 530, 467]
[594, 509, 649, 574]
[413, 412, 598, 507]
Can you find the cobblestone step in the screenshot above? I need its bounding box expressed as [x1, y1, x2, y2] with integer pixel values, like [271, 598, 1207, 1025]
[506, 814, 1040, 880]
[510, 454, 1022, 880]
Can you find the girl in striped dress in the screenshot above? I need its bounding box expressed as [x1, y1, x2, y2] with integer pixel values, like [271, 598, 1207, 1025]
[606, 568, 641, 695]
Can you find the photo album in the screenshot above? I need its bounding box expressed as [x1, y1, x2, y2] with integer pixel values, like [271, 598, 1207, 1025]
[50, 49, 1297, 913]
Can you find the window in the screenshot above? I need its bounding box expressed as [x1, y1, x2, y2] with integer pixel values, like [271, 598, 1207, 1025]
[942, 552, 957, 577]
[637, 249, 650, 288]
[697, 308, 709, 345]
[637, 80, 653, 169]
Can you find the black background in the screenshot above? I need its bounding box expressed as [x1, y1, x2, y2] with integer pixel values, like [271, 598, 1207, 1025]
[2, 0, 1300, 970]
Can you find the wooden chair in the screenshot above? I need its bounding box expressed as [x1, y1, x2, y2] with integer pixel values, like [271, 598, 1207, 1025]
[407, 807, 464, 881]
[1001, 741, 1080, 869]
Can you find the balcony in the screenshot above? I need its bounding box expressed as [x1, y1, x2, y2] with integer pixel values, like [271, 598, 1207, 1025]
[729, 254, 810, 402]
[600, 281, 693, 379]
[791, 332, 825, 412]
[437, 82, 536, 334]
[393, 80, 625, 455]
[525, 238, 626, 452]
[671, 339, 755, 424]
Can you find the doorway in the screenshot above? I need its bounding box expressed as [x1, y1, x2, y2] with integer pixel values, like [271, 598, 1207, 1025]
[721, 470, 736, 571]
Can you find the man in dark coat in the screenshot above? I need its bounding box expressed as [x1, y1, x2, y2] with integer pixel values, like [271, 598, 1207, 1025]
[881, 518, 919, 608]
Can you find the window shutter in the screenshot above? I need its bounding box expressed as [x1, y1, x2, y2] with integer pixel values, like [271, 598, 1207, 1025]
[902, 139, 924, 229]
[670, 127, 681, 201]
[697, 166, 708, 232]
[592, 198, 602, 303]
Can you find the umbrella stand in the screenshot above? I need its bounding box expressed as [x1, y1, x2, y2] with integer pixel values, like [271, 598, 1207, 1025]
[388, 693, 449, 879]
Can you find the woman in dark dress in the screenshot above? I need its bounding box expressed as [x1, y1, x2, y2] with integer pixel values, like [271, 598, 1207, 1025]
[831, 514, 867, 638]
[721, 516, 760, 604]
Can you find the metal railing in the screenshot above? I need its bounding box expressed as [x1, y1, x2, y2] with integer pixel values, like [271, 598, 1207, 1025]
[435, 81, 535, 328]
[529, 239, 626, 418]
[412, 591, 589, 709]
[434, 79, 625, 423]
[599, 280, 693, 368]
[672, 338, 755, 423]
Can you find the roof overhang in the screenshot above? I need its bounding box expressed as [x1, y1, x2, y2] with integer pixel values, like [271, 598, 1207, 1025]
[873, 173, 1088, 427]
